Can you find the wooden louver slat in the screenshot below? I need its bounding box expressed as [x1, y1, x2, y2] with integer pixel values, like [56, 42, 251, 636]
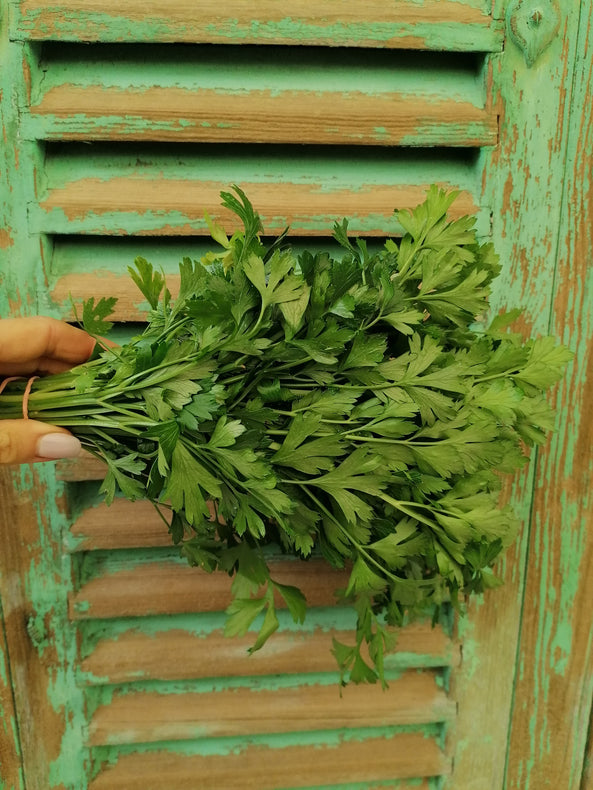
[69, 557, 349, 619]
[80, 622, 458, 685]
[11, 0, 502, 52]
[26, 44, 496, 146]
[36, 179, 479, 240]
[87, 672, 456, 745]
[28, 87, 496, 146]
[86, 734, 450, 790]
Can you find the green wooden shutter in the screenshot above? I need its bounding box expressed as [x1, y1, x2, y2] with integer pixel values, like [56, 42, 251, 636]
[1, 2, 592, 789]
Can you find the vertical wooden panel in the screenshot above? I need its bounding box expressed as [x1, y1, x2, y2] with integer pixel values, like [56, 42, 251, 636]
[0, 599, 24, 790]
[504, 1, 593, 787]
[448, 1, 588, 788]
[0, 466, 89, 789]
[1, 6, 88, 787]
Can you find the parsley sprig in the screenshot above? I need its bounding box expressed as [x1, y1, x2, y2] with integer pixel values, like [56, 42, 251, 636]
[0, 185, 572, 686]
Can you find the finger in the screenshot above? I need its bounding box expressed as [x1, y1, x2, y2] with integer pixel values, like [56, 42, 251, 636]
[0, 317, 96, 373]
[0, 355, 92, 376]
[0, 420, 82, 465]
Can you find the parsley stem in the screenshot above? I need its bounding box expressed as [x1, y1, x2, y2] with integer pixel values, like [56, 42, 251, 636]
[290, 482, 403, 585]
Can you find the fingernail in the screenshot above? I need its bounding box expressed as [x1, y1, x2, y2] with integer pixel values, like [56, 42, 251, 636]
[36, 433, 82, 459]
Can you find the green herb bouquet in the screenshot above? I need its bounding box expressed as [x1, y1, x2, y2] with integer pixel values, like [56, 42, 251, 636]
[0, 186, 572, 685]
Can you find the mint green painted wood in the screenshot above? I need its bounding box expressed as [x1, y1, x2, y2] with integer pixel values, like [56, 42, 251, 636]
[502, 0, 593, 786]
[0, 598, 25, 790]
[2, 0, 592, 787]
[20, 45, 495, 147]
[449, 1, 593, 788]
[31, 145, 485, 238]
[8, 0, 502, 52]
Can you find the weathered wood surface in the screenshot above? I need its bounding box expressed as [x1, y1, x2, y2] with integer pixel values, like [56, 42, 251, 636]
[87, 672, 455, 745]
[36, 178, 480, 237]
[80, 621, 458, 685]
[0, 466, 87, 788]
[450, 1, 593, 788]
[86, 734, 450, 790]
[29, 87, 496, 147]
[0, 598, 24, 790]
[10, 0, 501, 50]
[68, 498, 173, 550]
[503, 1, 593, 787]
[70, 556, 349, 619]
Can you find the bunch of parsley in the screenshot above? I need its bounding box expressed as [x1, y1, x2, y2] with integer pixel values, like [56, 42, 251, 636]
[0, 186, 572, 685]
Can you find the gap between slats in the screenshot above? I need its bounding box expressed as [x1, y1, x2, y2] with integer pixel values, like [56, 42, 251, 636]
[26, 45, 495, 146]
[86, 672, 455, 746]
[86, 733, 450, 789]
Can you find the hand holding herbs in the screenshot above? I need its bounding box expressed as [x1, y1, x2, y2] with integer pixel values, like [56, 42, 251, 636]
[0, 317, 95, 463]
[0, 186, 572, 685]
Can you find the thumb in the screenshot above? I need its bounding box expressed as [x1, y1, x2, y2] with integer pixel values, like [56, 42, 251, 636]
[0, 420, 82, 465]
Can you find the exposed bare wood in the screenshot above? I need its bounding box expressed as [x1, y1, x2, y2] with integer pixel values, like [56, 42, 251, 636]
[80, 622, 458, 684]
[55, 451, 107, 481]
[0, 466, 85, 787]
[12, 0, 498, 51]
[69, 558, 349, 619]
[503, 3, 593, 785]
[39, 179, 479, 237]
[88, 670, 455, 745]
[70, 499, 175, 550]
[87, 733, 450, 789]
[0, 598, 23, 790]
[30, 86, 497, 147]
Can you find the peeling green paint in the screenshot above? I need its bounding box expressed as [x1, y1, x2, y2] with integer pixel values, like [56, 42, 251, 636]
[9, 3, 502, 52]
[31, 45, 488, 98]
[2, 1, 592, 787]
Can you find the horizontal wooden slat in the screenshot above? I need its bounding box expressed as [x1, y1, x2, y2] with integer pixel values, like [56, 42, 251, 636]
[28, 87, 496, 146]
[39, 179, 478, 236]
[87, 671, 455, 745]
[70, 557, 348, 619]
[26, 45, 495, 146]
[11, 0, 502, 51]
[87, 733, 450, 789]
[69, 499, 178, 550]
[56, 451, 107, 481]
[35, 144, 483, 239]
[80, 622, 458, 685]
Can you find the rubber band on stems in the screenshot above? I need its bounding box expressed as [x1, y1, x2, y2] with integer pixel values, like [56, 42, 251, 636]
[0, 376, 40, 419]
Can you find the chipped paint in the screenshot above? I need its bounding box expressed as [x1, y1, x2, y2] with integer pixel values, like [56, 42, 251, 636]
[2, 0, 593, 788]
[10, 1, 502, 52]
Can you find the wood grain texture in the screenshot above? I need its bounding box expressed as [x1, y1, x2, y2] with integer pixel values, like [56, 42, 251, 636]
[29, 86, 496, 146]
[70, 557, 348, 619]
[80, 622, 458, 685]
[37, 179, 479, 238]
[0, 466, 87, 788]
[504, 1, 593, 787]
[86, 733, 450, 790]
[56, 451, 107, 481]
[88, 672, 455, 745]
[69, 498, 182, 550]
[0, 598, 24, 790]
[11, 0, 500, 51]
[449, 2, 593, 788]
